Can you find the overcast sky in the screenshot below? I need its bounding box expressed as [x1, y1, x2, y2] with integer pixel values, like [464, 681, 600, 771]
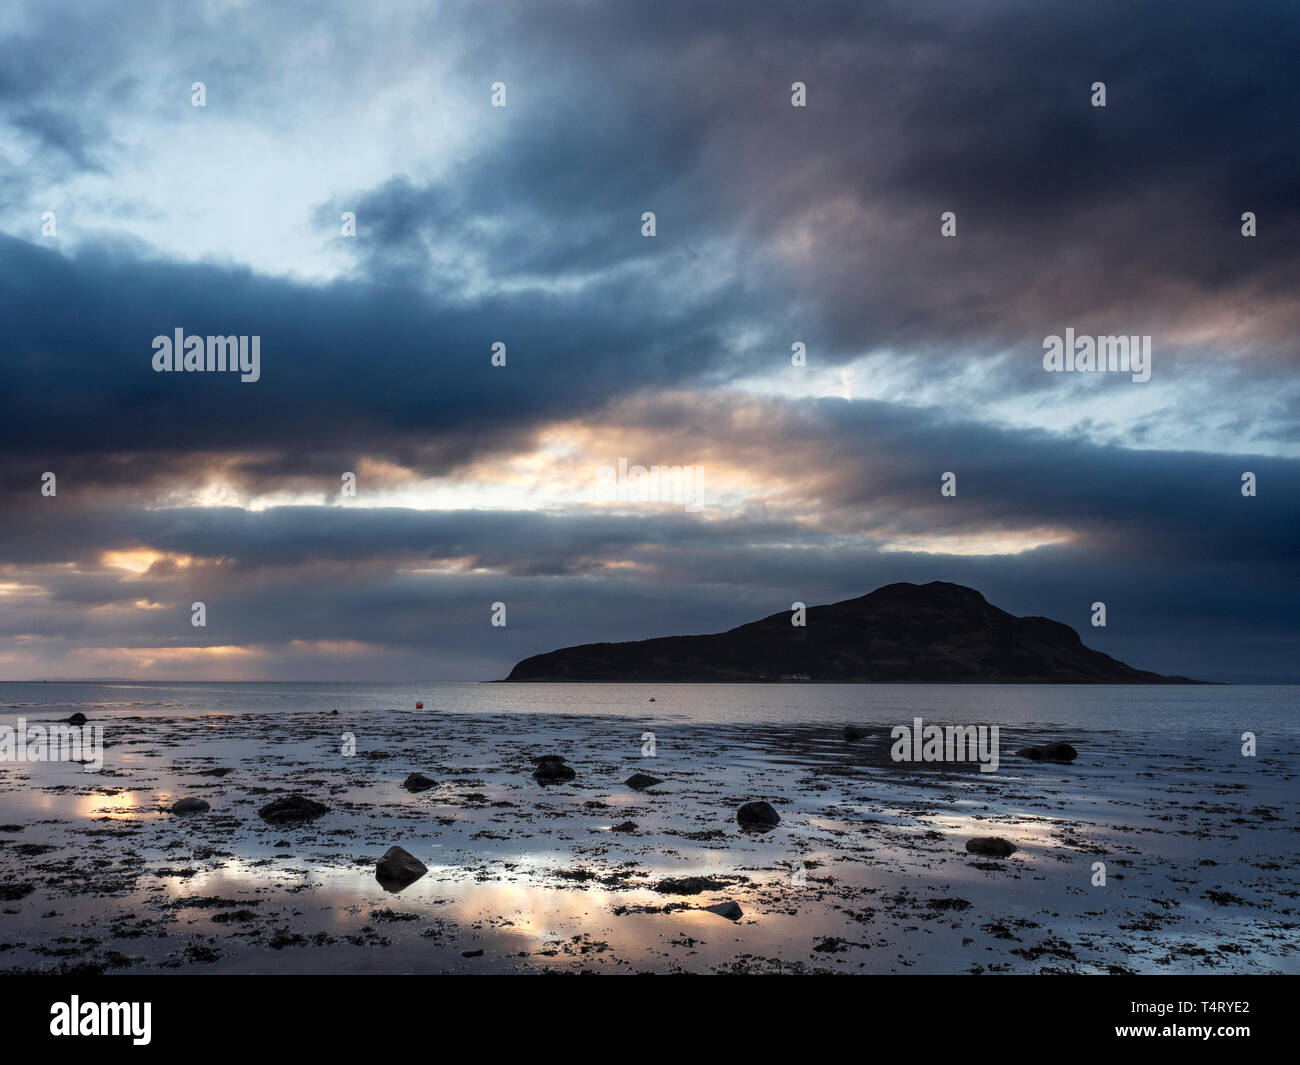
[1, 0, 1297, 682]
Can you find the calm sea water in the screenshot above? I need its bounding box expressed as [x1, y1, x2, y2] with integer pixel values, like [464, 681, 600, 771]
[1, 681, 1295, 735]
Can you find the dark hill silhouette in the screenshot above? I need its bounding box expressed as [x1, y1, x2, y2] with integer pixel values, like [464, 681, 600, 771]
[503, 581, 1204, 683]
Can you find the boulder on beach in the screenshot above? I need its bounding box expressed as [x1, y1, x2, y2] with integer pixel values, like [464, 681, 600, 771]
[403, 772, 437, 792]
[375, 845, 427, 890]
[532, 755, 576, 784]
[170, 797, 210, 815]
[843, 725, 868, 741]
[737, 800, 781, 831]
[612, 821, 638, 833]
[701, 900, 743, 921]
[965, 836, 1017, 858]
[67, 713, 87, 726]
[624, 773, 663, 791]
[258, 794, 329, 824]
[1016, 741, 1078, 762]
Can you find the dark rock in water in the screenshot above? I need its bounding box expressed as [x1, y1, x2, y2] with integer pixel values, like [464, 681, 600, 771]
[258, 794, 329, 824]
[843, 725, 868, 741]
[654, 875, 729, 895]
[375, 845, 427, 890]
[170, 797, 210, 815]
[612, 821, 639, 833]
[701, 900, 743, 921]
[67, 713, 87, 726]
[329, 709, 339, 715]
[403, 772, 437, 792]
[624, 773, 663, 791]
[965, 836, 1017, 857]
[1017, 741, 1078, 762]
[737, 800, 781, 831]
[532, 755, 576, 784]
[461, 948, 484, 958]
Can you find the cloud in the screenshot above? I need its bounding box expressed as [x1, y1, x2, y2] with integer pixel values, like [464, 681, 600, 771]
[0, 0, 1296, 681]
[2, 390, 1295, 681]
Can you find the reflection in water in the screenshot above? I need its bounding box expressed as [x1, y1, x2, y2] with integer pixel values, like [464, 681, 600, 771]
[0, 695, 1296, 974]
[75, 789, 140, 819]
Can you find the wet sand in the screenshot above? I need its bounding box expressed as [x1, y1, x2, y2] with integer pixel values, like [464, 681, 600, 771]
[0, 703, 1296, 974]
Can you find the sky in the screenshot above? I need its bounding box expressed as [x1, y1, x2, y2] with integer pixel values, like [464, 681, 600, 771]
[1, 0, 1297, 683]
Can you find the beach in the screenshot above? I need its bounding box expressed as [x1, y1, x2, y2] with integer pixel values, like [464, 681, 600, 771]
[0, 683, 1295, 974]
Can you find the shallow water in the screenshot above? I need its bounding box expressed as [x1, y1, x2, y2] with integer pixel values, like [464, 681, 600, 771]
[2, 679, 1297, 731]
[0, 683, 1296, 974]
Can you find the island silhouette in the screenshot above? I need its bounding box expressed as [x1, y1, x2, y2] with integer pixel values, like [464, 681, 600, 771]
[504, 581, 1204, 683]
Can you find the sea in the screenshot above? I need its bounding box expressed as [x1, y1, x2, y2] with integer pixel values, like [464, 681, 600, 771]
[2, 679, 1296, 733]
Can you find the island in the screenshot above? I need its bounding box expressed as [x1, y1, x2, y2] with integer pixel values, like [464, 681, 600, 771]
[503, 581, 1205, 683]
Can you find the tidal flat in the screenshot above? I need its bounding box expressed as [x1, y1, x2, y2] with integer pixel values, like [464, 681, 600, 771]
[0, 695, 1295, 974]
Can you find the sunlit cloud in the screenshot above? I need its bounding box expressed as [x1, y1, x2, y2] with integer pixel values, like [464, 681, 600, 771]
[0, 0, 1296, 685]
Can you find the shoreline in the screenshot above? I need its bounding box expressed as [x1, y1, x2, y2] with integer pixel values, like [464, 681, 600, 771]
[1, 703, 1294, 975]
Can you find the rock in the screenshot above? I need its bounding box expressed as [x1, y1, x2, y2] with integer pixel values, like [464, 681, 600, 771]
[329, 709, 339, 716]
[612, 821, 639, 833]
[375, 845, 427, 890]
[737, 800, 781, 831]
[403, 772, 437, 792]
[461, 948, 484, 958]
[1017, 741, 1078, 762]
[701, 900, 743, 920]
[654, 875, 729, 895]
[170, 797, 210, 815]
[648, 697, 655, 702]
[67, 713, 87, 726]
[257, 794, 330, 824]
[843, 725, 868, 741]
[624, 773, 663, 790]
[965, 836, 1017, 857]
[532, 755, 576, 784]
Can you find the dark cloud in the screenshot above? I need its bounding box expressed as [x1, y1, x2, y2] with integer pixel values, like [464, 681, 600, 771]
[1, 0, 1296, 682]
[3, 393, 1295, 681]
[414, 0, 1300, 368]
[0, 233, 756, 474]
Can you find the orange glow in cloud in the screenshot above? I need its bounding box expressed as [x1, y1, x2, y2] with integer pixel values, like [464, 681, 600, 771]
[288, 639, 377, 656]
[0, 580, 46, 598]
[64, 645, 269, 677]
[101, 549, 195, 574]
[878, 529, 1076, 557]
